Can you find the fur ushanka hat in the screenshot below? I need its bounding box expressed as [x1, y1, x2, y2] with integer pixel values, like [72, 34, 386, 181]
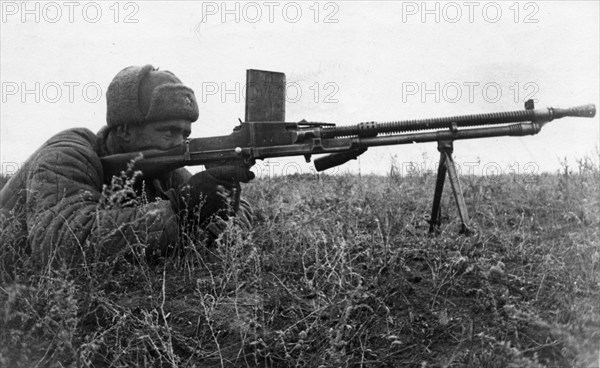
[106, 65, 199, 127]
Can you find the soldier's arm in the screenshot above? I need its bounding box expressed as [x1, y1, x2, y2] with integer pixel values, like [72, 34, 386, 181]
[24, 129, 179, 266]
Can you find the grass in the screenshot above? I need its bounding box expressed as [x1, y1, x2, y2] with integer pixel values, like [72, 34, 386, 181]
[0, 158, 599, 367]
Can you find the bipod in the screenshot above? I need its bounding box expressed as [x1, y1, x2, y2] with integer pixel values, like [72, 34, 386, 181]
[428, 139, 473, 235]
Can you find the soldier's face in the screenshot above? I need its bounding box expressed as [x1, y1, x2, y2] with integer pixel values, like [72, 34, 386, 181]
[126, 120, 192, 151]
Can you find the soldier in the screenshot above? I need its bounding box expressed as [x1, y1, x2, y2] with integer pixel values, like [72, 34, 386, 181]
[0, 65, 253, 267]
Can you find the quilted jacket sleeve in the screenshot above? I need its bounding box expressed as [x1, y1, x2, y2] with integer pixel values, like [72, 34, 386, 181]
[24, 129, 179, 266]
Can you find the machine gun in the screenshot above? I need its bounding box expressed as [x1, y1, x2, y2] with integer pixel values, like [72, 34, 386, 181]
[101, 70, 596, 234]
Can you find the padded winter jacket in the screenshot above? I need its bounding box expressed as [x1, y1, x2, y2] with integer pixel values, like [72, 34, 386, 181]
[0, 127, 231, 266]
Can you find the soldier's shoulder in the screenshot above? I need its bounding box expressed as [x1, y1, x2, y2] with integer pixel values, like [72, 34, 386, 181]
[39, 128, 102, 156]
[46, 127, 99, 145]
[25, 127, 104, 171]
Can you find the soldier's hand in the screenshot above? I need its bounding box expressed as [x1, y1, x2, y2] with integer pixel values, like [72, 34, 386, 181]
[180, 166, 254, 221]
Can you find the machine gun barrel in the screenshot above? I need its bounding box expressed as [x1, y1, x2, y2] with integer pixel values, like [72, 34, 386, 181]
[320, 103, 596, 138]
[313, 103, 596, 172]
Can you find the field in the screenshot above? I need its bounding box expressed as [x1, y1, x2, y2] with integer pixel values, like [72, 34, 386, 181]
[1, 159, 599, 367]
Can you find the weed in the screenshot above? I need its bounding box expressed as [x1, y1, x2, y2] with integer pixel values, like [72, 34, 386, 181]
[1, 160, 599, 367]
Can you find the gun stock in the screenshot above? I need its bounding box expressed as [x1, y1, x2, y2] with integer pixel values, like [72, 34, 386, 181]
[100, 146, 186, 183]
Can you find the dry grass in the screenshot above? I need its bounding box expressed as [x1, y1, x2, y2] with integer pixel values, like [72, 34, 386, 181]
[1, 158, 599, 367]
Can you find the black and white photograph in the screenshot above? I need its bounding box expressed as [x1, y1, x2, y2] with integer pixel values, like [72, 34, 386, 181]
[1, 1, 599, 366]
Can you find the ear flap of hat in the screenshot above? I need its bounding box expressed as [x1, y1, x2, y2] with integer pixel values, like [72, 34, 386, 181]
[144, 84, 199, 123]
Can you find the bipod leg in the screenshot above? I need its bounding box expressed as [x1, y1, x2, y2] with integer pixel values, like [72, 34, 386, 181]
[442, 148, 472, 235]
[428, 152, 447, 234]
[429, 140, 473, 235]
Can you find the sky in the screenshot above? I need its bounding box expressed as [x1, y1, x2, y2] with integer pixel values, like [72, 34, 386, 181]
[1, 0, 599, 178]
